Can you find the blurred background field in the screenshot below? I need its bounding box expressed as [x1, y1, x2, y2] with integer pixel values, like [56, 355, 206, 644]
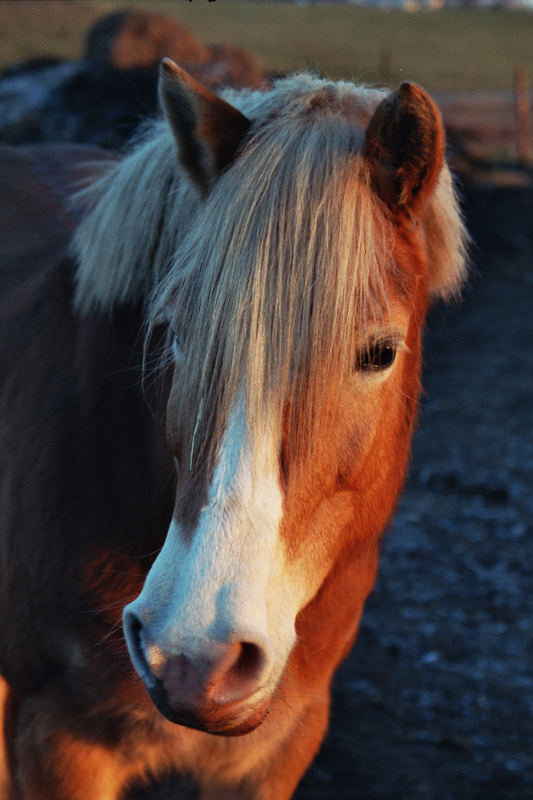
[0, 0, 532, 92]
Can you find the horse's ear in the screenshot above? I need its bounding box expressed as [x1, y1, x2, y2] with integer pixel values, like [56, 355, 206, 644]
[159, 58, 251, 195]
[364, 82, 445, 216]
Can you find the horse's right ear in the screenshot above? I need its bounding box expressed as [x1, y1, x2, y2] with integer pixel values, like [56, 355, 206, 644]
[159, 58, 251, 195]
[363, 82, 445, 218]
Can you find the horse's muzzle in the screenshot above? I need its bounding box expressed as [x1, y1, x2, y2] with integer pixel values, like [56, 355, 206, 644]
[123, 609, 271, 736]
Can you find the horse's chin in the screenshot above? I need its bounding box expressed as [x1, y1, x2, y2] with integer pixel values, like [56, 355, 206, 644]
[149, 686, 270, 737]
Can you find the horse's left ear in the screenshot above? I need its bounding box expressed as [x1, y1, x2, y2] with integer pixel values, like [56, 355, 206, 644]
[159, 58, 251, 195]
[363, 82, 445, 217]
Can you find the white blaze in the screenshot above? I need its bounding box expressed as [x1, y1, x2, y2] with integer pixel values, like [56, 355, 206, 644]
[125, 394, 301, 692]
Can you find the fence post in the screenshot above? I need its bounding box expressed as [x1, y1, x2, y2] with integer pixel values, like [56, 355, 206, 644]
[514, 67, 532, 169]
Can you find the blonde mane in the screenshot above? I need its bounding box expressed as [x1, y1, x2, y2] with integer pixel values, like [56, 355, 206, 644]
[72, 121, 200, 313]
[72, 74, 467, 465]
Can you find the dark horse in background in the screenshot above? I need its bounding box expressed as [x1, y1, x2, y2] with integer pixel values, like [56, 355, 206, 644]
[0, 60, 466, 798]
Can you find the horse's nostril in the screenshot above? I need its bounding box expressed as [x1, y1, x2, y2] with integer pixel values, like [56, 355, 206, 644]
[230, 641, 264, 681]
[123, 608, 156, 688]
[211, 640, 267, 705]
[126, 610, 141, 639]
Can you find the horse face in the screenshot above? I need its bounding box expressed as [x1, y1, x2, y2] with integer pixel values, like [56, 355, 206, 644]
[123, 299, 417, 735]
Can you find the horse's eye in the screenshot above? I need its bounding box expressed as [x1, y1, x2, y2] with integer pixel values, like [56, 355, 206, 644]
[357, 342, 397, 372]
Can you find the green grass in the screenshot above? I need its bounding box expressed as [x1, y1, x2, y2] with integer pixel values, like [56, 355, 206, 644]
[0, 0, 532, 91]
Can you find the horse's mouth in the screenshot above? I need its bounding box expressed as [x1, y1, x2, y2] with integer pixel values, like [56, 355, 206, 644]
[148, 681, 270, 736]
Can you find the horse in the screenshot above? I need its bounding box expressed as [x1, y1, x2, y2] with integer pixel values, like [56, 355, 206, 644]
[0, 59, 467, 799]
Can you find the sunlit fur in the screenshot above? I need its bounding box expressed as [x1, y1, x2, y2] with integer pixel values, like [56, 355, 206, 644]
[73, 74, 467, 471]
